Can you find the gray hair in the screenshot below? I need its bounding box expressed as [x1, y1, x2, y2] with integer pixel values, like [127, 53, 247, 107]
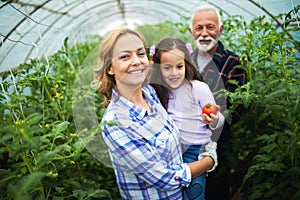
[190, 4, 223, 30]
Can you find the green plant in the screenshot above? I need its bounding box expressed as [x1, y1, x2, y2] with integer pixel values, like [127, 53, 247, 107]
[223, 6, 300, 200]
[1, 6, 299, 200]
[0, 36, 120, 199]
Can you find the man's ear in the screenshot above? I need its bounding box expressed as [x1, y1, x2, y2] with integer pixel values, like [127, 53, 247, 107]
[219, 25, 224, 35]
[189, 28, 193, 36]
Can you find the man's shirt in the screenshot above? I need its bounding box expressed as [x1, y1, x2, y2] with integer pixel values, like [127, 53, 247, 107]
[192, 41, 246, 124]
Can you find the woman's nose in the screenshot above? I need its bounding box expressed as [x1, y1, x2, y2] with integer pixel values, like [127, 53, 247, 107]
[131, 53, 141, 65]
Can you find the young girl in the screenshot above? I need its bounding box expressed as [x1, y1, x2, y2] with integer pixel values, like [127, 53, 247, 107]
[94, 28, 217, 200]
[149, 38, 225, 200]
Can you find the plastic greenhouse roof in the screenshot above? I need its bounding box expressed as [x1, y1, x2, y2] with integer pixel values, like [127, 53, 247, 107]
[0, 0, 299, 72]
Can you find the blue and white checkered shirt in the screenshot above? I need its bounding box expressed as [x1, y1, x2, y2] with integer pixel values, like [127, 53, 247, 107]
[102, 84, 191, 200]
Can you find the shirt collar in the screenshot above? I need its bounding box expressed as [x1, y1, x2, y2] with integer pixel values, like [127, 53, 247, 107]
[112, 86, 156, 120]
[192, 41, 224, 67]
[212, 41, 224, 66]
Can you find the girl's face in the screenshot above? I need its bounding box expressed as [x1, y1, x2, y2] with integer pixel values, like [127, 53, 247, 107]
[160, 49, 185, 89]
[109, 33, 149, 90]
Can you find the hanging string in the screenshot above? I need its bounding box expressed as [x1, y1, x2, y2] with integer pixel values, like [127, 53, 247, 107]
[290, 0, 300, 28]
[8, 3, 63, 30]
[0, 33, 36, 47]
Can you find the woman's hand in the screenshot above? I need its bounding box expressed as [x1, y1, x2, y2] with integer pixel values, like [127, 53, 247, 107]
[198, 140, 218, 172]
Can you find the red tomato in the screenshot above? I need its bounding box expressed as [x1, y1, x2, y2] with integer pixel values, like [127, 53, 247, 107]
[202, 103, 218, 116]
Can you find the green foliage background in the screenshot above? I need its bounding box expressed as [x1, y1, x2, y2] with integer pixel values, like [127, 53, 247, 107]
[0, 6, 299, 200]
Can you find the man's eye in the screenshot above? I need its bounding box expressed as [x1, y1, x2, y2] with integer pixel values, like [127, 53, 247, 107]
[207, 25, 215, 29]
[195, 26, 202, 31]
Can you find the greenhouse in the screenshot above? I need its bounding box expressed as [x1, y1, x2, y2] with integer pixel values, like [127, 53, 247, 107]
[0, 0, 299, 199]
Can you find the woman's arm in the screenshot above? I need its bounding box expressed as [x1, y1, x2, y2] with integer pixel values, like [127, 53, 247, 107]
[188, 156, 214, 179]
[102, 124, 191, 190]
[189, 139, 218, 178]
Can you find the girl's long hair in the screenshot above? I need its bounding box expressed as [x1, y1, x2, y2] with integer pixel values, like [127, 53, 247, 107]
[149, 38, 203, 109]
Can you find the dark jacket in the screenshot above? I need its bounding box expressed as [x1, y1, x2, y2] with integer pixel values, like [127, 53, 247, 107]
[192, 41, 246, 126]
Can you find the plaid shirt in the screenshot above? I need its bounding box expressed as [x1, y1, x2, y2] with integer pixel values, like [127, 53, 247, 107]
[102, 84, 191, 200]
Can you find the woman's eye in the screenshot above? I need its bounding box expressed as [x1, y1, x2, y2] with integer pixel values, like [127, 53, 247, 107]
[119, 54, 129, 59]
[138, 52, 146, 56]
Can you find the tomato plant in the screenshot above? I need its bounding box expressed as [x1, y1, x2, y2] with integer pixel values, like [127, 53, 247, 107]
[0, 5, 299, 200]
[0, 36, 120, 200]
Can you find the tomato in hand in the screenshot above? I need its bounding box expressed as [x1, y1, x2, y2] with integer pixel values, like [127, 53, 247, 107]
[202, 103, 218, 116]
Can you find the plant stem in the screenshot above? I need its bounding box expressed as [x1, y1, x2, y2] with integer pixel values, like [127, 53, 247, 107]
[43, 82, 64, 120]
[21, 152, 45, 197]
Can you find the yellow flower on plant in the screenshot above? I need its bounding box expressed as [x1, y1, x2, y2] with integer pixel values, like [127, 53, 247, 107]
[55, 84, 59, 88]
[239, 57, 243, 61]
[62, 86, 66, 90]
[55, 92, 61, 98]
[45, 124, 50, 128]
[15, 121, 20, 125]
[291, 48, 296, 53]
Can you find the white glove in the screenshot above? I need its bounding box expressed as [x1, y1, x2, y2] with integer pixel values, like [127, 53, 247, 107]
[198, 140, 218, 172]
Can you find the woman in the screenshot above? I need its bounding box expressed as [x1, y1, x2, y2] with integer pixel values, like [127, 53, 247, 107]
[94, 27, 216, 199]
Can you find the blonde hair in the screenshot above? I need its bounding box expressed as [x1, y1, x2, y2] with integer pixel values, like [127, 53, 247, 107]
[94, 28, 147, 106]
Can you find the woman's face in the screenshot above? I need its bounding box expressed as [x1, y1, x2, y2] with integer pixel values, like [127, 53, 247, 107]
[109, 33, 149, 90]
[160, 49, 186, 89]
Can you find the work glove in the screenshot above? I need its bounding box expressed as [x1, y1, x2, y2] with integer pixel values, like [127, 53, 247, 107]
[198, 140, 218, 172]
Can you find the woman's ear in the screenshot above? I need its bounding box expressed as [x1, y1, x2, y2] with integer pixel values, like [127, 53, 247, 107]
[108, 68, 114, 75]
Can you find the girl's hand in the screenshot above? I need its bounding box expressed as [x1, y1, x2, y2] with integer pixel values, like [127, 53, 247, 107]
[201, 105, 220, 128]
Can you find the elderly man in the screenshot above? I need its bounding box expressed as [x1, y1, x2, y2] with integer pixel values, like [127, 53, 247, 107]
[189, 4, 246, 200]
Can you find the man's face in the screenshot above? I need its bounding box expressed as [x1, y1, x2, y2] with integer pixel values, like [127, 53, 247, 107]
[190, 10, 223, 54]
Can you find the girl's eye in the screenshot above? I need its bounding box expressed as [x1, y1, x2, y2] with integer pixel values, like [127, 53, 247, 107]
[162, 66, 170, 70]
[177, 65, 184, 69]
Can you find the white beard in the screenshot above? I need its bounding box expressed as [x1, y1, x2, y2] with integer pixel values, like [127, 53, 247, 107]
[195, 35, 219, 52]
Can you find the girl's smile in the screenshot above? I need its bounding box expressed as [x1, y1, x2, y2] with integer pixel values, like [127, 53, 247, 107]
[160, 49, 186, 89]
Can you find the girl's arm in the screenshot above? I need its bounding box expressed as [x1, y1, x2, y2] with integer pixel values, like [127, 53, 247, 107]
[195, 81, 225, 129]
